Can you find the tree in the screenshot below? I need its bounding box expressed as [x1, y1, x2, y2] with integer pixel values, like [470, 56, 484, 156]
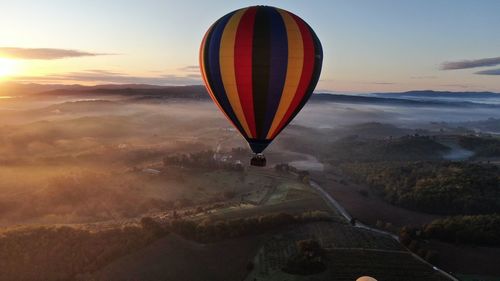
[283, 239, 327, 275]
[140, 217, 167, 239]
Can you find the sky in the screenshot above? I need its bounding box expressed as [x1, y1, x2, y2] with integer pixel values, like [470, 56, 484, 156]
[0, 0, 499, 93]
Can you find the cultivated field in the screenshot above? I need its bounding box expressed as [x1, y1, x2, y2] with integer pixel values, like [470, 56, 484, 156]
[245, 222, 444, 281]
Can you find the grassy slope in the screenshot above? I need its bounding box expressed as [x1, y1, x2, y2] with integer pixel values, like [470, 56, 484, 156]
[90, 234, 263, 281]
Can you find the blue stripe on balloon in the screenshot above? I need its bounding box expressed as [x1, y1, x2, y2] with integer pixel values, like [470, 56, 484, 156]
[270, 21, 323, 139]
[260, 7, 288, 139]
[206, 11, 247, 137]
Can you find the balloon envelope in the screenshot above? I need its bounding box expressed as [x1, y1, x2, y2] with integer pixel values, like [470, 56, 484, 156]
[356, 277, 378, 281]
[200, 6, 323, 153]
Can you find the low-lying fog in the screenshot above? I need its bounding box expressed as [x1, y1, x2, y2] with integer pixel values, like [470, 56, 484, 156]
[297, 102, 500, 131]
[0, 93, 499, 227]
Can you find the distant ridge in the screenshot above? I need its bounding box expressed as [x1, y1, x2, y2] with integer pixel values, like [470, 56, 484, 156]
[371, 90, 500, 99]
[3, 82, 499, 107]
[38, 85, 208, 99]
[311, 92, 500, 108]
[1, 82, 206, 96]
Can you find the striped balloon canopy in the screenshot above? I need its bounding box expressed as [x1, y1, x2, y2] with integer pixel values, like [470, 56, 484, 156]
[200, 6, 323, 155]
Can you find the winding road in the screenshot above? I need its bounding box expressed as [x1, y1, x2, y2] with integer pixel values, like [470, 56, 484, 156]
[309, 178, 459, 281]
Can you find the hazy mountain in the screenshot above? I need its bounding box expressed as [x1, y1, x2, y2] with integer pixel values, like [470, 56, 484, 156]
[1, 82, 206, 96]
[37, 85, 208, 100]
[371, 90, 500, 99]
[311, 93, 500, 108]
[4, 82, 500, 108]
[0, 82, 87, 96]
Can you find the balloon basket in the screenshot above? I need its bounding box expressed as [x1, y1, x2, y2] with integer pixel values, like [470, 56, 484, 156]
[250, 154, 266, 167]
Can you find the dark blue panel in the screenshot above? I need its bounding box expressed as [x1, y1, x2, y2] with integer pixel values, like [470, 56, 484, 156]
[204, 10, 247, 137]
[261, 7, 288, 139]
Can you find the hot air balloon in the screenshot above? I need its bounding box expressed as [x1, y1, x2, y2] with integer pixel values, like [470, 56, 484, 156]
[356, 277, 378, 281]
[200, 6, 323, 166]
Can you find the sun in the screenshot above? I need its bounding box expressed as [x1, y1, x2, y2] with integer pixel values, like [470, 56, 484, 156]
[0, 58, 19, 78]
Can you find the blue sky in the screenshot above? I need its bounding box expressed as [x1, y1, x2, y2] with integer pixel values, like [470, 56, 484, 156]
[0, 0, 499, 92]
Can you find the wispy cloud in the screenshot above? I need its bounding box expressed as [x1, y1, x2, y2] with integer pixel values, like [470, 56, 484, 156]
[361, 81, 396, 85]
[440, 84, 472, 89]
[12, 69, 202, 85]
[441, 56, 500, 70]
[177, 65, 199, 73]
[0, 47, 112, 60]
[410, 75, 437, 79]
[475, 68, 500, 75]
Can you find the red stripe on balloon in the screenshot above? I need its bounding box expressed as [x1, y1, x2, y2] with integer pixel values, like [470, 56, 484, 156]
[234, 7, 257, 138]
[270, 13, 316, 139]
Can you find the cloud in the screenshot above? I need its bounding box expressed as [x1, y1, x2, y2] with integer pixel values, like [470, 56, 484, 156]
[441, 56, 500, 70]
[185, 73, 202, 78]
[475, 68, 500, 75]
[0, 47, 111, 60]
[410, 76, 437, 79]
[12, 69, 202, 85]
[440, 84, 471, 89]
[177, 65, 200, 73]
[361, 81, 395, 85]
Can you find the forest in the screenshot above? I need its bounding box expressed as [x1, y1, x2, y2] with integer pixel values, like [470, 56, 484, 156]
[167, 211, 334, 242]
[423, 214, 500, 246]
[458, 135, 500, 158]
[340, 161, 500, 215]
[284, 133, 450, 163]
[0, 218, 166, 281]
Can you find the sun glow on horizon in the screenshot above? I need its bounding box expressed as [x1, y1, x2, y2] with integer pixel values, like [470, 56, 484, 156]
[0, 58, 21, 79]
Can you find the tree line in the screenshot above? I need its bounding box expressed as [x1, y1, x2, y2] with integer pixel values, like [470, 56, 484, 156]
[340, 161, 500, 215]
[284, 134, 450, 163]
[166, 211, 335, 243]
[422, 214, 500, 246]
[399, 213, 500, 262]
[0, 211, 334, 281]
[458, 135, 500, 158]
[0, 217, 166, 281]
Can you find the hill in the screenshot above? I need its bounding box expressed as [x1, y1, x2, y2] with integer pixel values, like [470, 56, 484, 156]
[4, 82, 500, 108]
[312, 92, 500, 108]
[36, 85, 209, 100]
[372, 90, 500, 99]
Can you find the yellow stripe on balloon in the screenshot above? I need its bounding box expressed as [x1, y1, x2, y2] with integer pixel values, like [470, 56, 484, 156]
[266, 10, 304, 139]
[219, 9, 253, 138]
